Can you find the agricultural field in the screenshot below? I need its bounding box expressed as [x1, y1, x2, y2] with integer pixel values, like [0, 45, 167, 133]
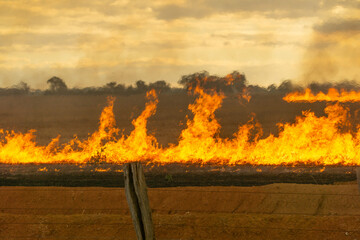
[1, 93, 360, 239]
[2, 0, 360, 238]
[1, 183, 360, 240]
[0, 93, 341, 146]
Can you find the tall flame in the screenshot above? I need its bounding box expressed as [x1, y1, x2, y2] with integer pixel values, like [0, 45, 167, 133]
[162, 87, 224, 163]
[1, 87, 360, 165]
[284, 88, 360, 102]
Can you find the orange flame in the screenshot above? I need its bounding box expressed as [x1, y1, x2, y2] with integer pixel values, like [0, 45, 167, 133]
[224, 74, 234, 86]
[1, 87, 360, 165]
[239, 88, 251, 102]
[284, 88, 360, 102]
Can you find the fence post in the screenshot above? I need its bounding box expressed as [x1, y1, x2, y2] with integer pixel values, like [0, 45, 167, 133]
[124, 162, 155, 240]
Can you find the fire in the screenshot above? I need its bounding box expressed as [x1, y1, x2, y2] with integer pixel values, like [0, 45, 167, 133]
[225, 74, 234, 85]
[162, 86, 225, 163]
[103, 89, 160, 162]
[239, 88, 251, 102]
[283, 88, 360, 102]
[1, 84, 360, 165]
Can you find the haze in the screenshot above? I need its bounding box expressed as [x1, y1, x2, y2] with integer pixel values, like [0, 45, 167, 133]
[0, 0, 359, 89]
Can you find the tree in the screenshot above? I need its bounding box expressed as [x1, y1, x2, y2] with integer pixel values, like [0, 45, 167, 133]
[14, 81, 30, 94]
[223, 71, 247, 93]
[104, 81, 117, 94]
[178, 71, 209, 90]
[178, 71, 246, 93]
[105, 81, 117, 89]
[135, 80, 148, 93]
[149, 80, 170, 92]
[267, 84, 277, 93]
[47, 76, 68, 93]
[104, 81, 126, 94]
[277, 80, 294, 93]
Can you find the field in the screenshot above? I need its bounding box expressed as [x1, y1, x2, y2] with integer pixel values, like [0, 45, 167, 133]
[1, 93, 360, 239]
[1, 183, 360, 240]
[0, 93, 335, 146]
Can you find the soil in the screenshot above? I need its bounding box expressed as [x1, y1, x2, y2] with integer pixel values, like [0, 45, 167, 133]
[1, 183, 360, 239]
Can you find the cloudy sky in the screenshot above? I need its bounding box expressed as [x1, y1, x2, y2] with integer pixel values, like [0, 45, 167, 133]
[0, 0, 359, 89]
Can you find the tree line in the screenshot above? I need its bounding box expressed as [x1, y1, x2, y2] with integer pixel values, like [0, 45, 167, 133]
[0, 71, 359, 96]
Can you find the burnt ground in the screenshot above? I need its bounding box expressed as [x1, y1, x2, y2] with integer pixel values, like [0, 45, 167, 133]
[0, 163, 357, 187]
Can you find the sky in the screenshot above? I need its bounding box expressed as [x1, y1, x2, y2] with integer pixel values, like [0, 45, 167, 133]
[0, 0, 359, 89]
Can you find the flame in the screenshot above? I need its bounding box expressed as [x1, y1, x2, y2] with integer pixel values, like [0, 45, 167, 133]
[103, 89, 160, 162]
[162, 86, 225, 163]
[283, 88, 360, 102]
[239, 88, 251, 102]
[225, 74, 234, 86]
[94, 167, 111, 172]
[1, 86, 360, 165]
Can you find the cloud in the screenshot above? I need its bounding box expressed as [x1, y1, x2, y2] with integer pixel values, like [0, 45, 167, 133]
[0, 3, 52, 27]
[0, 33, 98, 48]
[0, 0, 349, 88]
[155, 4, 213, 20]
[314, 18, 360, 34]
[154, 0, 349, 20]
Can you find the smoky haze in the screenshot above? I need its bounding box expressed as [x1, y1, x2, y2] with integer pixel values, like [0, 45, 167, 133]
[2, 1, 360, 88]
[301, 17, 360, 84]
[1, 71, 360, 97]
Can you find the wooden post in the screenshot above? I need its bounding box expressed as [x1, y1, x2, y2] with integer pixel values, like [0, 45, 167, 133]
[124, 162, 155, 240]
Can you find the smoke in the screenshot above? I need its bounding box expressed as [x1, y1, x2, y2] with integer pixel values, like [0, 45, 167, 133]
[301, 17, 360, 85]
[74, 4, 189, 88]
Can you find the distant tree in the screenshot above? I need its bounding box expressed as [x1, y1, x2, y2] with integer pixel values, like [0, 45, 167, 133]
[178, 71, 209, 91]
[135, 80, 148, 93]
[224, 71, 247, 93]
[104, 81, 117, 94]
[267, 84, 277, 93]
[247, 85, 268, 95]
[126, 85, 135, 95]
[178, 71, 246, 93]
[47, 76, 67, 93]
[103, 81, 126, 94]
[14, 81, 30, 94]
[149, 80, 170, 92]
[277, 80, 298, 93]
[106, 81, 117, 89]
[115, 83, 126, 93]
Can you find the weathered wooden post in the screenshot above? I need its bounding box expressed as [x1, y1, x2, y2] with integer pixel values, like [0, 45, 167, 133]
[124, 162, 155, 240]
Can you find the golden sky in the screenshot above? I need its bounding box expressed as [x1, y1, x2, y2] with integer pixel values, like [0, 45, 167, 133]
[0, 0, 359, 88]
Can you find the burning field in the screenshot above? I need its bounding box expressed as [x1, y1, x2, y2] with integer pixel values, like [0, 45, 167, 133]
[2, 79, 360, 239]
[2, 84, 360, 166]
[1, 81, 360, 185]
[2, 0, 360, 238]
